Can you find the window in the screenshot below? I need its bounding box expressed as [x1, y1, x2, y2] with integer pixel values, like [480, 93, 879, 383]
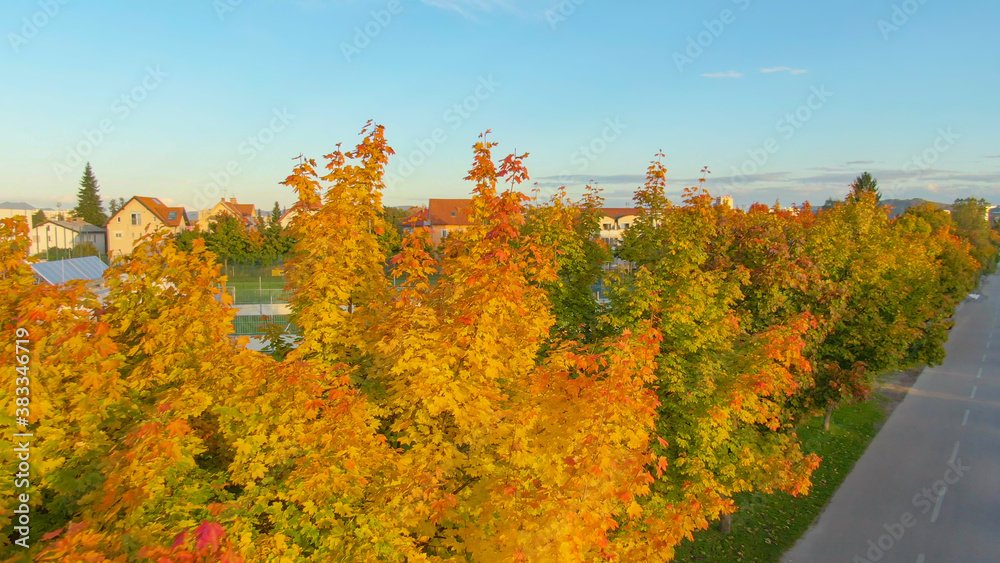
[603, 223, 612, 230]
[441, 229, 449, 238]
[117, 216, 121, 223]
[451, 211, 456, 217]
[131, 212, 141, 225]
[622, 223, 630, 230]
[115, 232, 123, 238]
[167, 211, 177, 221]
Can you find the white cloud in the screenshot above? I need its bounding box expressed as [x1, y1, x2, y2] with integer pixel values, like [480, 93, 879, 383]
[762, 66, 808, 75]
[702, 71, 743, 79]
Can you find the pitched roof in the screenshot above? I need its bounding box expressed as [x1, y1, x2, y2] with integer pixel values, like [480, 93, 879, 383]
[428, 199, 473, 226]
[219, 200, 256, 219]
[402, 206, 429, 227]
[279, 200, 322, 222]
[131, 196, 189, 227]
[600, 207, 642, 219]
[41, 220, 105, 233]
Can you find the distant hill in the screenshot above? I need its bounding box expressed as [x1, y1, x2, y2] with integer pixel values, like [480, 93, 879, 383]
[881, 198, 949, 219]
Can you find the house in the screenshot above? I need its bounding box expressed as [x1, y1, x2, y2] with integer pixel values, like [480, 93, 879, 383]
[279, 201, 321, 229]
[29, 219, 107, 257]
[0, 202, 53, 224]
[428, 199, 473, 244]
[197, 198, 257, 231]
[106, 196, 189, 257]
[598, 208, 642, 249]
[987, 205, 1000, 224]
[401, 206, 430, 235]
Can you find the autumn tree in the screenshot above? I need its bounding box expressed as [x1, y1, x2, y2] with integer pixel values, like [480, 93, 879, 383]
[612, 157, 821, 537]
[10, 125, 986, 562]
[522, 184, 611, 342]
[951, 197, 1000, 275]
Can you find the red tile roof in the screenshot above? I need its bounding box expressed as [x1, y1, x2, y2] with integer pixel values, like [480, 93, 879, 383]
[222, 201, 256, 219]
[132, 196, 189, 227]
[402, 206, 429, 227]
[428, 199, 473, 226]
[600, 207, 642, 218]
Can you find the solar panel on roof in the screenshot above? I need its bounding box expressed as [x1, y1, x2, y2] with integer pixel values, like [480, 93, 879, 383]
[31, 256, 108, 285]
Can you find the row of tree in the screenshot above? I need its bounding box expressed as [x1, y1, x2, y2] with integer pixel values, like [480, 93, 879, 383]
[2, 124, 997, 561]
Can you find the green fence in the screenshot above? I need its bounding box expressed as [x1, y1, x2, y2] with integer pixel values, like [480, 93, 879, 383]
[222, 284, 291, 305]
[221, 262, 286, 283]
[231, 315, 293, 336]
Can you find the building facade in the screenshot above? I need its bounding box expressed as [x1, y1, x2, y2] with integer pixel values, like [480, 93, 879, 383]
[197, 198, 257, 231]
[29, 219, 107, 257]
[427, 199, 472, 244]
[106, 196, 189, 257]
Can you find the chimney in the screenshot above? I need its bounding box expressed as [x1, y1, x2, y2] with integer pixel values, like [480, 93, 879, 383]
[230, 197, 237, 203]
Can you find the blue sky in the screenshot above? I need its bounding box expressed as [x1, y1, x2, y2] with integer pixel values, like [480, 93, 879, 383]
[2, 0, 998, 212]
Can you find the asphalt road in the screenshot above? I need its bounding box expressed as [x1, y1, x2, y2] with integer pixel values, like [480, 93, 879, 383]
[783, 274, 1000, 563]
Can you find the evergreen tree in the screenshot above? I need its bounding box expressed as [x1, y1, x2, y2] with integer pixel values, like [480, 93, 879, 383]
[31, 209, 47, 228]
[846, 171, 881, 204]
[74, 163, 108, 225]
[108, 197, 126, 217]
[260, 201, 292, 262]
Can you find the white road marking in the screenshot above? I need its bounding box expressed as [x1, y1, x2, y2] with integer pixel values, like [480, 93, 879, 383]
[978, 367, 983, 378]
[963, 409, 970, 426]
[931, 490, 946, 523]
[950, 441, 960, 464]
[971, 386, 978, 399]
[917, 555, 926, 563]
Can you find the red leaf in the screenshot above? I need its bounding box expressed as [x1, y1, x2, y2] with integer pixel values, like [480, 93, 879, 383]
[41, 526, 65, 541]
[195, 521, 224, 551]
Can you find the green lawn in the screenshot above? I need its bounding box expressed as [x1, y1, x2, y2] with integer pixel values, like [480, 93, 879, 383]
[672, 398, 887, 563]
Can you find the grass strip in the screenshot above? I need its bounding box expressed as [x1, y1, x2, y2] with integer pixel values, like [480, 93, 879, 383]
[672, 398, 887, 562]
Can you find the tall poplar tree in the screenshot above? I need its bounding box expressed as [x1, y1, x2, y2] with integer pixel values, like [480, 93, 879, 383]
[74, 162, 108, 226]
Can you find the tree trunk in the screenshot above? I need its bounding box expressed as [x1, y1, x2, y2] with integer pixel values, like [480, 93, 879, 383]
[719, 513, 732, 535]
[823, 403, 835, 431]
